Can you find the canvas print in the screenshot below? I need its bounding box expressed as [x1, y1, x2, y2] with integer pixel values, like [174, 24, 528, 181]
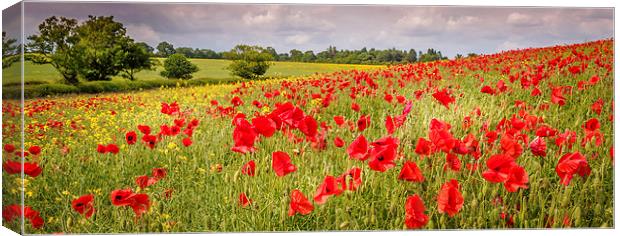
[0, 1, 615, 234]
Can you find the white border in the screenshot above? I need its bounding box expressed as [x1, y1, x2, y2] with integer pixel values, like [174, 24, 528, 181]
[0, 1, 617, 236]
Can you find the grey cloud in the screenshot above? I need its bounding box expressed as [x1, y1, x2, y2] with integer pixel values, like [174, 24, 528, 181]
[5, 3, 613, 58]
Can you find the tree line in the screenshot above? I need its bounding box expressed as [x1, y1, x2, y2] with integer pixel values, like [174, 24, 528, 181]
[152, 42, 453, 65]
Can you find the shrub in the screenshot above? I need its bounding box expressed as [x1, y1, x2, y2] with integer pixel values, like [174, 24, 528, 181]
[160, 54, 199, 79]
[224, 45, 273, 80]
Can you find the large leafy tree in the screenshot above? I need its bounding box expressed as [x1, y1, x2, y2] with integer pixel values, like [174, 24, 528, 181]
[224, 45, 273, 80]
[26, 16, 81, 84]
[73, 15, 133, 81]
[119, 42, 157, 80]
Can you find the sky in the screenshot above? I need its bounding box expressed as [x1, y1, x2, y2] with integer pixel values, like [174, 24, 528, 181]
[2, 2, 614, 57]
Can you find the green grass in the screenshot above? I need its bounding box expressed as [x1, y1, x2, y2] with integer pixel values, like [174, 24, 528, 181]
[2, 58, 384, 86]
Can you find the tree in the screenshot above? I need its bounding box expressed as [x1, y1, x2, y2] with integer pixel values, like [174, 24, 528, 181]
[156, 41, 175, 57]
[135, 42, 154, 55]
[405, 49, 417, 63]
[289, 49, 303, 62]
[225, 45, 273, 80]
[160, 53, 198, 79]
[2, 31, 19, 69]
[26, 16, 81, 84]
[119, 42, 156, 80]
[302, 50, 316, 62]
[73, 15, 133, 81]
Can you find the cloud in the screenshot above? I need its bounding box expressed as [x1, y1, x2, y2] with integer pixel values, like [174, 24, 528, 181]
[15, 3, 613, 57]
[506, 12, 542, 27]
[285, 34, 311, 45]
[243, 10, 277, 26]
[125, 23, 161, 44]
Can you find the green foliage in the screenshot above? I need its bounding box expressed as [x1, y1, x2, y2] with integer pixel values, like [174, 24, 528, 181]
[73, 15, 132, 81]
[119, 42, 156, 80]
[160, 53, 199, 79]
[156, 41, 176, 57]
[26, 16, 81, 84]
[225, 45, 273, 79]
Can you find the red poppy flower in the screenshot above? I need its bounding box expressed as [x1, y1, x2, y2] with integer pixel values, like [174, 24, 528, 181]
[231, 96, 244, 107]
[97, 144, 107, 153]
[334, 137, 345, 148]
[2, 160, 42, 177]
[126, 131, 137, 145]
[161, 101, 180, 115]
[338, 167, 362, 191]
[28, 146, 41, 155]
[444, 153, 461, 172]
[272, 151, 297, 177]
[110, 189, 136, 206]
[405, 194, 429, 229]
[429, 128, 455, 153]
[298, 115, 318, 138]
[414, 138, 432, 156]
[241, 160, 256, 176]
[347, 134, 368, 160]
[556, 152, 591, 186]
[432, 88, 456, 109]
[582, 118, 600, 132]
[231, 118, 258, 154]
[385, 115, 395, 135]
[152, 168, 167, 180]
[500, 134, 523, 159]
[314, 175, 343, 204]
[591, 98, 604, 115]
[551, 86, 566, 106]
[367, 136, 399, 172]
[128, 193, 150, 217]
[535, 125, 558, 137]
[110, 189, 150, 217]
[357, 114, 371, 132]
[3, 205, 44, 229]
[529, 137, 547, 157]
[480, 85, 496, 95]
[252, 116, 277, 137]
[238, 193, 252, 207]
[482, 154, 515, 183]
[351, 103, 361, 112]
[3, 144, 15, 153]
[504, 165, 529, 192]
[182, 137, 193, 147]
[398, 161, 424, 182]
[72, 194, 95, 219]
[288, 189, 314, 216]
[142, 134, 158, 149]
[106, 144, 119, 154]
[333, 116, 346, 126]
[136, 175, 157, 189]
[437, 179, 464, 217]
[137, 125, 151, 135]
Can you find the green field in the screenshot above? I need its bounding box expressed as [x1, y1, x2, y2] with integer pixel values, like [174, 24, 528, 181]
[2, 58, 384, 86]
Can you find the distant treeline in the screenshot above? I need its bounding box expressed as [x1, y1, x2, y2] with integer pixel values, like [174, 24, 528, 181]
[151, 42, 471, 65]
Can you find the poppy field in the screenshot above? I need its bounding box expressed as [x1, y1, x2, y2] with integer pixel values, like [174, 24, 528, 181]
[1, 39, 615, 233]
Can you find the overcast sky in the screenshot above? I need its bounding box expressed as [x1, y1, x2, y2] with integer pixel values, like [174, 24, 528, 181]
[2, 2, 614, 57]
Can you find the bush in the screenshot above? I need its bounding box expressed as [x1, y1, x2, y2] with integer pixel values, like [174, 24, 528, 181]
[160, 54, 199, 79]
[224, 45, 273, 80]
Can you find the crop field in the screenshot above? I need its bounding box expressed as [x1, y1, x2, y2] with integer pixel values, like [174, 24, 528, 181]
[1, 39, 614, 233]
[1, 59, 385, 86]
